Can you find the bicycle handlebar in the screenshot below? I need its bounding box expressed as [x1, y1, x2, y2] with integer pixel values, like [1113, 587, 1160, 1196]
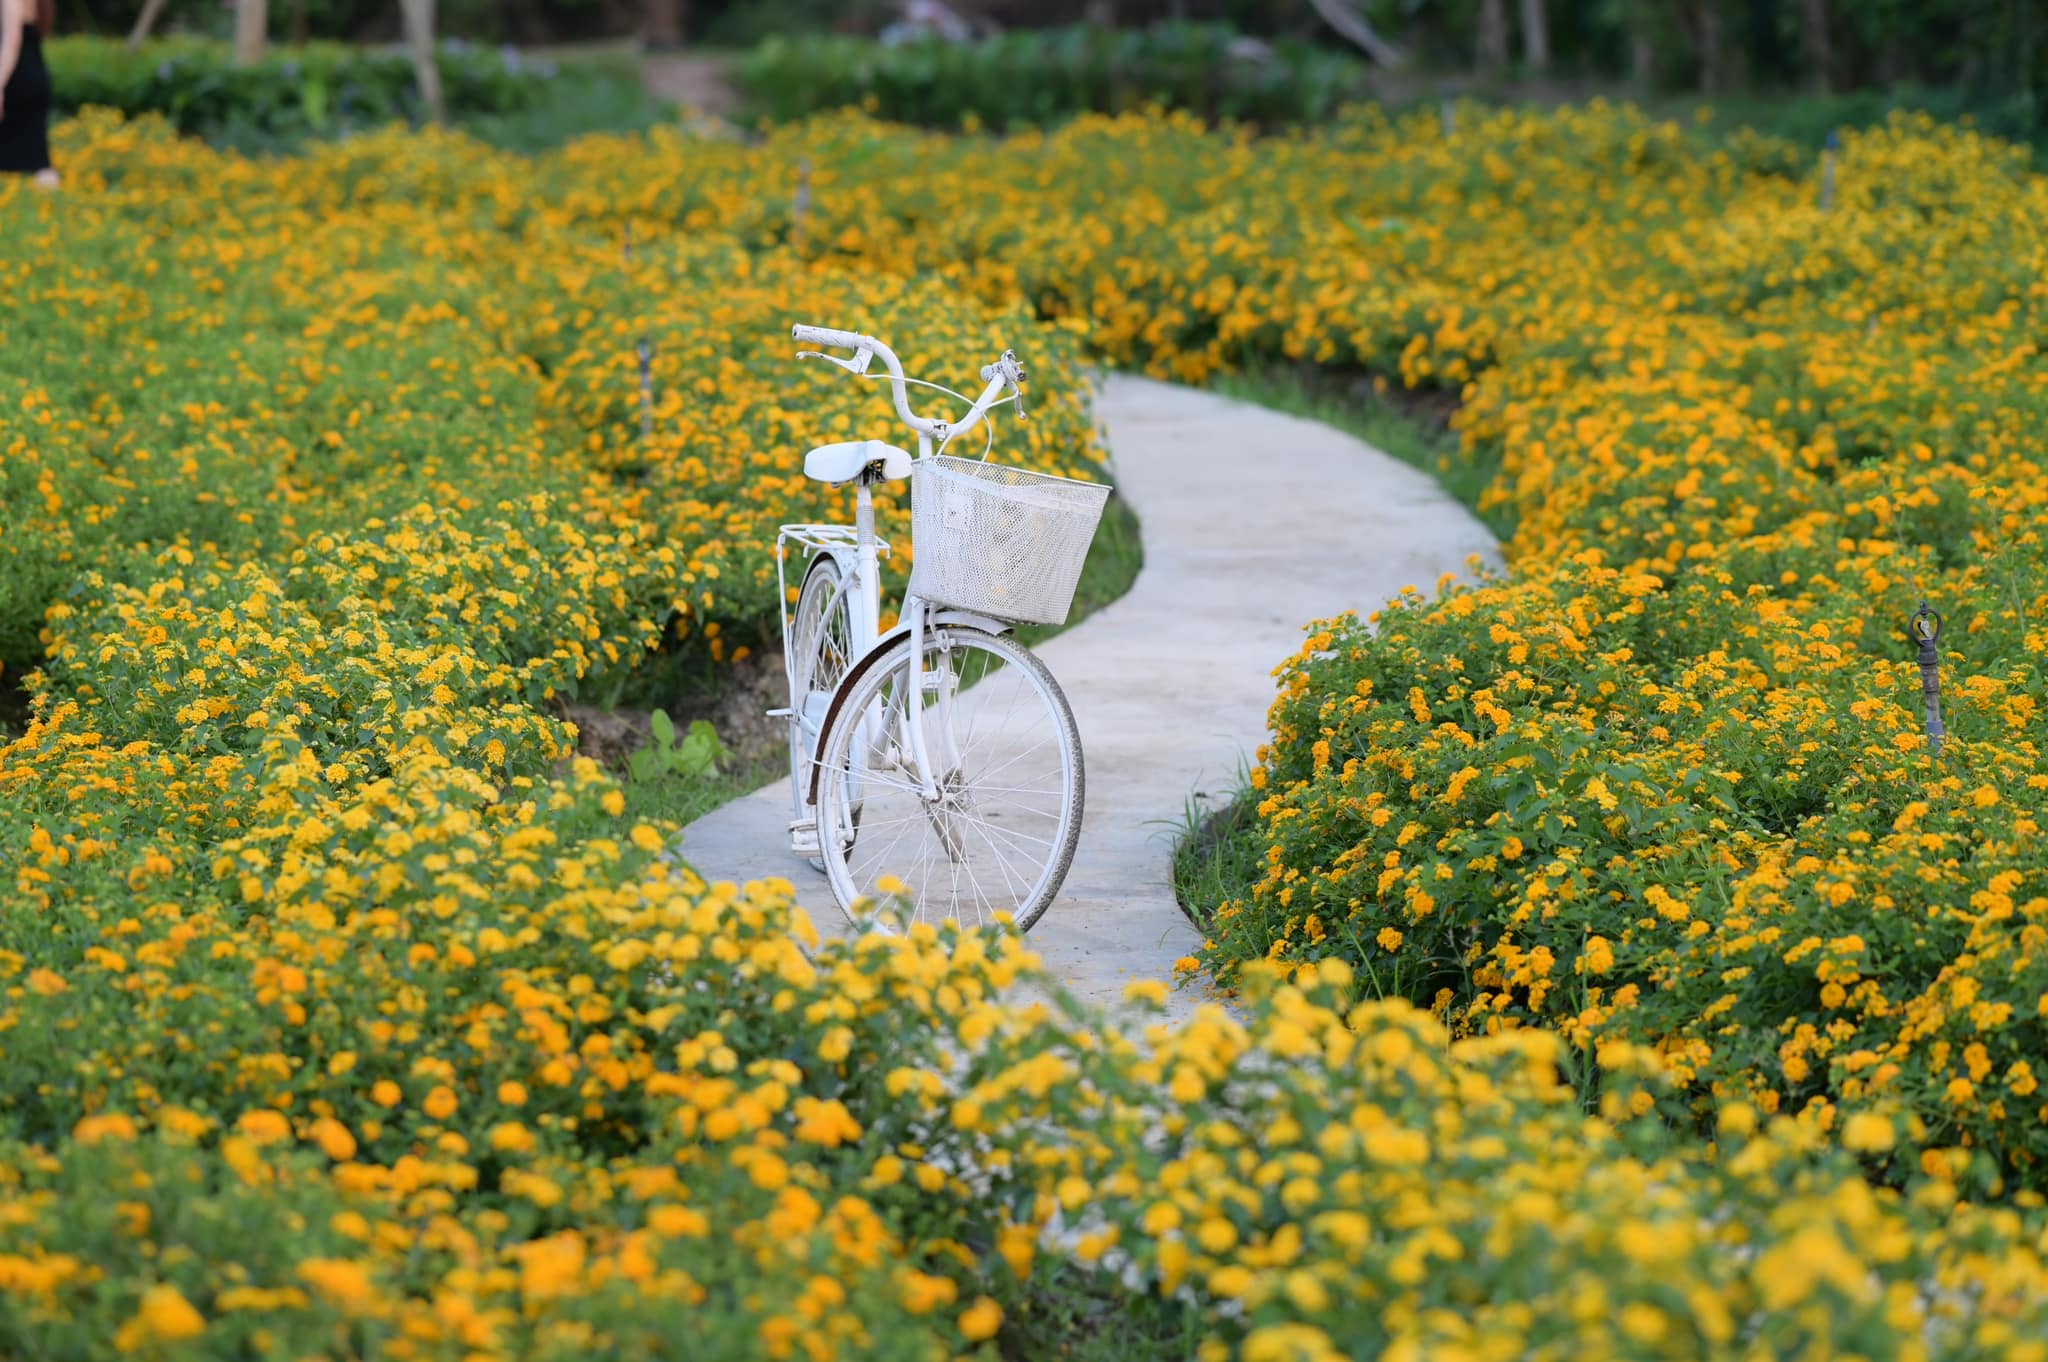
[790, 323, 1019, 448]
[791, 323, 864, 351]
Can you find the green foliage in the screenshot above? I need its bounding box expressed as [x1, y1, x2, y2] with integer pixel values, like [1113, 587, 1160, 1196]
[45, 36, 666, 152]
[738, 24, 1368, 129]
[626, 711, 727, 786]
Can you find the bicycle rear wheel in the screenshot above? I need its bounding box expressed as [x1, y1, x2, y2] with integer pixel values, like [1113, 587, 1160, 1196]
[787, 555, 857, 870]
[813, 626, 1082, 933]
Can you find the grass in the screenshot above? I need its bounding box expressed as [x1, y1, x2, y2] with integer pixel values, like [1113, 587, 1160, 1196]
[1169, 774, 1266, 933]
[995, 1259, 1198, 1362]
[622, 751, 786, 829]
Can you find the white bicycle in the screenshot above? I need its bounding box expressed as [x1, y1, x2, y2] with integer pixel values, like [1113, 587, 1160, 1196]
[775, 324, 1109, 933]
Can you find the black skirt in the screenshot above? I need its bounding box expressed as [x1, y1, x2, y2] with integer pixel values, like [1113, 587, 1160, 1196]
[0, 23, 53, 174]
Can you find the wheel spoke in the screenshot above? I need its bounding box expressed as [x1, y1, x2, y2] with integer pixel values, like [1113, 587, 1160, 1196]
[817, 629, 1078, 934]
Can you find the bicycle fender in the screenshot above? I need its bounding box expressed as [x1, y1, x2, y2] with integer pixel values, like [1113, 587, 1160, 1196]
[802, 612, 1014, 807]
[804, 544, 857, 582]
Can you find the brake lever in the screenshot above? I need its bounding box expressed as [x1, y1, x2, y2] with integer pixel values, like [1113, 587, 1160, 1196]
[797, 348, 873, 375]
[983, 349, 1028, 421]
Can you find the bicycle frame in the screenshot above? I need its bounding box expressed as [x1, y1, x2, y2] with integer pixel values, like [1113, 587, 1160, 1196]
[780, 327, 1021, 828]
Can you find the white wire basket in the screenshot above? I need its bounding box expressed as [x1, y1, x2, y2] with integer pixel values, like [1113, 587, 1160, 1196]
[908, 456, 1112, 627]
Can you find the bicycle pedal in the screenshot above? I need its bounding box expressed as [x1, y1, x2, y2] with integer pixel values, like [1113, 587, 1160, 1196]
[788, 818, 820, 857]
[765, 706, 794, 719]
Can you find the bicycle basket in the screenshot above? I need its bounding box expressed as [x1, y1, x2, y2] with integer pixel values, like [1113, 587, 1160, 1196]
[908, 456, 1112, 627]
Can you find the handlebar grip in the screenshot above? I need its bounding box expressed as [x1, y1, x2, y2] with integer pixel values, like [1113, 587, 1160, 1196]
[791, 324, 866, 351]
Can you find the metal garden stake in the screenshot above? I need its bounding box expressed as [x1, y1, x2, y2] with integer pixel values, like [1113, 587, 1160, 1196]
[637, 336, 654, 440]
[1911, 601, 1944, 755]
[1821, 129, 1838, 212]
[794, 157, 812, 250]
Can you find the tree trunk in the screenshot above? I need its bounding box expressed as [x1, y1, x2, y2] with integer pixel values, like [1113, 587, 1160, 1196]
[233, 0, 267, 65]
[399, 0, 445, 124]
[644, 0, 683, 48]
[1518, 0, 1550, 71]
[1800, 0, 1830, 91]
[1694, 0, 1723, 93]
[1629, 10, 1655, 89]
[1305, 0, 1406, 67]
[127, 0, 170, 49]
[1477, 0, 1510, 73]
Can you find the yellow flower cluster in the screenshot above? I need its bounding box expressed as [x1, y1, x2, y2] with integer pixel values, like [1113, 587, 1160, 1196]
[4, 102, 2048, 1356]
[1121, 107, 2048, 1195]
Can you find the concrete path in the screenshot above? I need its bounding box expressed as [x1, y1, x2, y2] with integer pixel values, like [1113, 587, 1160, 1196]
[675, 376, 1499, 1021]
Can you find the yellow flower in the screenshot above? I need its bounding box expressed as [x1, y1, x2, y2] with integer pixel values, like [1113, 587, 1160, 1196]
[310, 1117, 358, 1161]
[1122, 979, 1169, 1006]
[73, 1113, 138, 1145]
[298, 1258, 377, 1314]
[1841, 1111, 1895, 1153]
[899, 1271, 958, 1315]
[489, 1120, 537, 1153]
[958, 1296, 1003, 1341]
[114, 1284, 206, 1350]
[648, 1204, 709, 1238]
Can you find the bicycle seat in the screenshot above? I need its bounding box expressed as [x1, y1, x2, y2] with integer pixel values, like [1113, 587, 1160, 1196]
[804, 439, 913, 485]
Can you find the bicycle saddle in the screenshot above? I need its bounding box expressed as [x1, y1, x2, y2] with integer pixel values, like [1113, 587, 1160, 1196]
[803, 439, 913, 485]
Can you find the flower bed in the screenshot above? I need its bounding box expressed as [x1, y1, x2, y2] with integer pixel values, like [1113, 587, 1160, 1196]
[4, 103, 2048, 1355]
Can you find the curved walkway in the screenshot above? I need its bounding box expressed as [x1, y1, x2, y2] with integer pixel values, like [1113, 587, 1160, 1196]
[675, 376, 1500, 1021]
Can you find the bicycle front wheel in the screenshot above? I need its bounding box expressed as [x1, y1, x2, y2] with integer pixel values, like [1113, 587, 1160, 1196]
[813, 626, 1082, 933]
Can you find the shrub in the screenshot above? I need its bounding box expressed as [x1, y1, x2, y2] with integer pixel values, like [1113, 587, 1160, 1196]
[45, 36, 664, 151]
[738, 24, 1367, 129]
[9, 102, 2048, 1352]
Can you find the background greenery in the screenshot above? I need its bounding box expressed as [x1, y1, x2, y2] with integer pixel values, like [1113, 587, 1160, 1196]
[737, 24, 1365, 127]
[52, 0, 2044, 133]
[46, 35, 670, 152]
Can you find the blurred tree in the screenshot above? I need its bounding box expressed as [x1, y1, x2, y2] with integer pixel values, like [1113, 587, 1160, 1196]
[126, 0, 169, 47]
[1306, 0, 1405, 66]
[645, 0, 683, 45]
[1519, 0, 1548, 70]
[1800, 0, 1830, 90]
[1693, 0, 1725, 91]
[399, 0, 441, 121]
[233, 0, 266, 62]
[1476, 0, 1508, 70]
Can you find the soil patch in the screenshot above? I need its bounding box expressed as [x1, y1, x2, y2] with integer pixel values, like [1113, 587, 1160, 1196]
[562, 646, 786, 776]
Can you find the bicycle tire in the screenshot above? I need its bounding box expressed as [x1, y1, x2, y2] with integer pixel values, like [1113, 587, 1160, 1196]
[813, 625, 1083, 933]
[786, 554, 858, 872]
